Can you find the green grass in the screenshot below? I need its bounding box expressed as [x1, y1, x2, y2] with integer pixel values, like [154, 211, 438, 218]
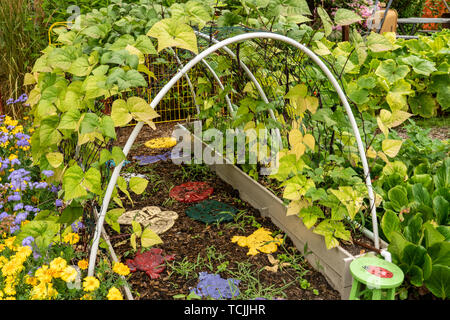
[166, 242, 319, 300]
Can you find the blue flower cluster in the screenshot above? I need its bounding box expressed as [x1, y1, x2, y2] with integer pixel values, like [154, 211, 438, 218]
[0, 167, 63, 234]
[6, 93, 28, 106]
[191, 272, 240, 299]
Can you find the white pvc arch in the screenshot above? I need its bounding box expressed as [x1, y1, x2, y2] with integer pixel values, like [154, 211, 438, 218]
[88, 32, 381, 277]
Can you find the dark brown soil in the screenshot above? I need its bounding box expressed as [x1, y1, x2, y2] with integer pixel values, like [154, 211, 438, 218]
[109, 122, 341, 300]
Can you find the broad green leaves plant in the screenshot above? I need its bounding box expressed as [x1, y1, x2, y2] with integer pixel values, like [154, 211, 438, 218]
[379, 158, 450, 298]
[147, 18, 199, 54]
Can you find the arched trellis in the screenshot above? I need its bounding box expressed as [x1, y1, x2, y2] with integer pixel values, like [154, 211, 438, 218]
[87, 32, 381, 277]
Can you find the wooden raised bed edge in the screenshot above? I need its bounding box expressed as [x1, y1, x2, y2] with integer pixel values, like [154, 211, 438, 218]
[175, 124, 388, 299]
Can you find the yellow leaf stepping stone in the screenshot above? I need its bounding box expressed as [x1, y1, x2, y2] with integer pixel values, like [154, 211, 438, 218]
[231, 228, 283, 256]
[144, 137, 177, 149]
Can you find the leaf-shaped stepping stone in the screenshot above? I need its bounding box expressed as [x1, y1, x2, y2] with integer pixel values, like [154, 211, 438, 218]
[144, 137, 177, 149]
[125, 248, 175, 279]
[117, 206, 178, 234]
[169, 182, 213, 203]
[133, 151, 171, 165]
[186, 200, 237, 224]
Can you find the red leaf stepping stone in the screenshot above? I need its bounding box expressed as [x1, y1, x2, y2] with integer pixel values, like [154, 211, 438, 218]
[169, 182, 214, 203]
[125, 248, 175, 279]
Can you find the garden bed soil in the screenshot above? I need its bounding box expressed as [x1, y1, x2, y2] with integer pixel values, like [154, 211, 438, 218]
[111, 122, 341, 300]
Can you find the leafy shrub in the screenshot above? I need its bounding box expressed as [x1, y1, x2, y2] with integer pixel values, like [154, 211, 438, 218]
[379, 156, 449, 299]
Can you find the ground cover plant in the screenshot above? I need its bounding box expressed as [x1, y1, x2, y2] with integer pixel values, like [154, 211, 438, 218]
[0, 0, 448, 300]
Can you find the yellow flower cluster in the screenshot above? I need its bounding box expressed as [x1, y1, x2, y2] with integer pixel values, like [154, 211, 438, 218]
[0, 239, 32, 299]
[144, 137, 177, 149]
[107, 287, 124, 300]
[63, 232, 80, 245]
[0, 116, 30, 152]
[28, 257, 78, 300]
[231, 228, 284, 256]
[112, 262, 130, 276]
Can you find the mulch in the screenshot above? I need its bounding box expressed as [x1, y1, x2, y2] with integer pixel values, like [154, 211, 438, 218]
[108, 122, 341, 300]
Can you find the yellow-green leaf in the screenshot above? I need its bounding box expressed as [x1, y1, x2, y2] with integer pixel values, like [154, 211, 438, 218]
[289, 129, 303, 147]
[141, 227, 163, 248]
[303, 134, 315, 150]
[129, 177, 148, 195]
[286, 199, 310, 216]
[46, 152, 64, 168]
[382, 139, 403, 158]
[147, 18, 198, 54]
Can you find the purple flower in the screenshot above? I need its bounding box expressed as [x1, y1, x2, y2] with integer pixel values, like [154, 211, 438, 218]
[16, 139, 30, 147]
[10, 225, 20, 234]
[8, 193, 21, 202]
[22, 236, 35, 249]
[10, 158, 21, 166]
[0, 212, 9, 220]
[13, 203, 24, 211]
[6, 98, 14, 105]
[191, 272, 240, 299]
[71, 221, 85, 233]
[42, 170, 54, 177]
[14, 212, 27, 224]
[31, 181, 48, 189]
[55, 199, 63, 207]
[18, 93, 28, 102]
[24, 205, 34, 212]
[33, 251, 41, 260]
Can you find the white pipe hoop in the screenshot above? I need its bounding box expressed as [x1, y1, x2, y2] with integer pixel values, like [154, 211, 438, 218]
[88, 32, 380, 277]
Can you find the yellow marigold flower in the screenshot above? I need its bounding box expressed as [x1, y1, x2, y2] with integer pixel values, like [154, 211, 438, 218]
[0, 256, 8, 268]
[8, 154, 18, 161]
[1, 260, 23, 276]
[107, 287, 124, 300]
[16, 245, 32, 258]
[46, 283, 58, 299]
[25, 275, 38, 286]
[35, 265, 53, 284]
[5, 275, 17, 286]
[77, 259, 89, 270]
[11, 125, 23, 135]
[4, 236, 16, 250]
[63, 233, 80, 245]
[4, 284, 16, 296]
[0, 244, 5, 252]
[60, 266, 78, 283]
[112, 262, 130, 276]
[83, 276, 100, 292]
[50, 257, 67, 278]
[21, 220, 30, 227]
[31, 282, 51, 300]
[4, 296, 16, 300]
[144, 137, 177, 149]
[4, 117, 18, 127]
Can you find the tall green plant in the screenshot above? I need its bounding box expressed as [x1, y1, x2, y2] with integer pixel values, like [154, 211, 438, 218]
[0, 0, 48, 117]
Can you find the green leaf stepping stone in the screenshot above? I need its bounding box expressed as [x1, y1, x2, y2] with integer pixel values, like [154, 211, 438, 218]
[349, 256, 404, 300]
[186, 200, 237, 224]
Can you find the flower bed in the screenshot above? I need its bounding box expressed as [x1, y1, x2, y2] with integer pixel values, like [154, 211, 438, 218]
[0, 113, 130, 300]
